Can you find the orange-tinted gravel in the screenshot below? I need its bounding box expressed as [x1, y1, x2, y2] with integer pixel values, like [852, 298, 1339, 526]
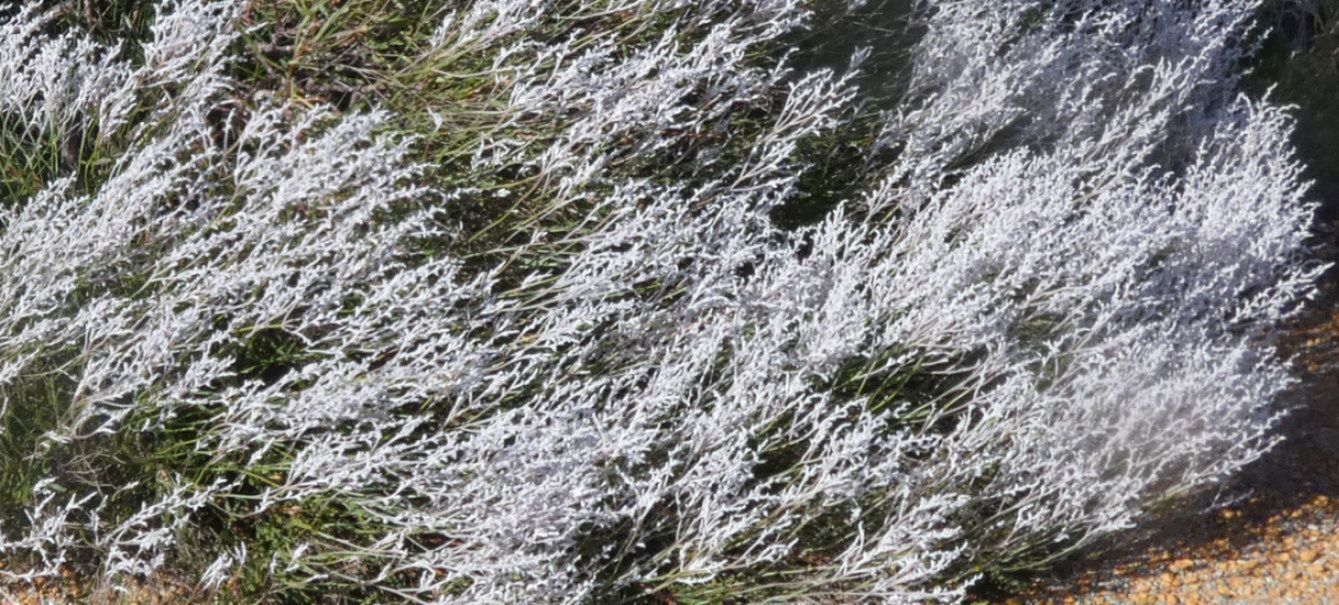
[1018, 494, 1339, 604]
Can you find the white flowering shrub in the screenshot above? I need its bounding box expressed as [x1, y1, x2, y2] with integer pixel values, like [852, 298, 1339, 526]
[0, 0, 1322, 602]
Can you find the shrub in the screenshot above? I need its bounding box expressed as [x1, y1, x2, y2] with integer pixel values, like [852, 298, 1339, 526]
[0, 0, 1322, 602]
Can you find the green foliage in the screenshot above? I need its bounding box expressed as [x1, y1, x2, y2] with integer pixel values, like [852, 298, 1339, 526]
[0, 368, 73, 514]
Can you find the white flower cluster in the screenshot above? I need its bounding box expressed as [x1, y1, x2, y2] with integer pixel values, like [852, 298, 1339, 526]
[0, 0, 1321, 603]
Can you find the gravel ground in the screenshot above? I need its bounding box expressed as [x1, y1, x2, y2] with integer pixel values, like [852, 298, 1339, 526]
[0, 571, 196, 604]
[1018, 494, 1339, 604]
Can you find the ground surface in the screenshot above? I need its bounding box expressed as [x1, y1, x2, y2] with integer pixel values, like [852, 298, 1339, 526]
[1021, 494, 1339, 604]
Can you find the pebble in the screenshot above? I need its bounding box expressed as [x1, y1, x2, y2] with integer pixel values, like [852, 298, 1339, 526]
[1007, 486, 1339, 604]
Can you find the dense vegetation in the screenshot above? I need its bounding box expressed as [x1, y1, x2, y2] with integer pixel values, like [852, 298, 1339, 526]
[0, 0, 1332, 602]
